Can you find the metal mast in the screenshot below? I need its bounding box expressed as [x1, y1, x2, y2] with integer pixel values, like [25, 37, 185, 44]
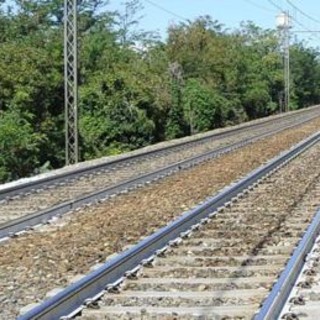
[277, 12, 291, 112]
[64, 0, 78, 165]
[284, 24, 290, 112]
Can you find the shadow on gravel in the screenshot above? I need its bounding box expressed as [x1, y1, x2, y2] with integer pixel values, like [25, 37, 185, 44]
[196, 171, 320, 319]
[196, 210, 301, 319]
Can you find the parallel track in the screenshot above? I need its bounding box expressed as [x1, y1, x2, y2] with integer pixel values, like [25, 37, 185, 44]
[18, 131, 320, 320]
[2, 107, 319, 202]
[1, 109, 320, 239]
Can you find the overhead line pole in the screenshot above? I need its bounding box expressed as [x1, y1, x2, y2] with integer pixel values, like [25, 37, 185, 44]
[277, 12, 291, 113]
[284, 18, 290, 113]
[64, 0, 79, 165]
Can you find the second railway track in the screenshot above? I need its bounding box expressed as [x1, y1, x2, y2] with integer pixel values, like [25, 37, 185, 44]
[1, 108, 320, 238]
[1, 106, 319, 202]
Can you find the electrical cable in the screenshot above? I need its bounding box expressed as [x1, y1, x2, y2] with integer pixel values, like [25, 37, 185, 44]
[267, 0, 320, 40]
[242, 0, 277, 14]
[291, 17, 320, 40]
[285, 0, 320, 25]
[143, 0, 188, 22]
[266, 0, 284, 12]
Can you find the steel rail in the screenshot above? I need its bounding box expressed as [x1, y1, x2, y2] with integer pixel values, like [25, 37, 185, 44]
[0, 118, 314, 239]
[254, 208, 320, 320]
[18, 131, 320, 320]
[1, 106, 319, 201]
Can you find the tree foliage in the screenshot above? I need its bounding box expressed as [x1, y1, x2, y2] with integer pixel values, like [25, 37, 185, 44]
[0, 1, 320, 182]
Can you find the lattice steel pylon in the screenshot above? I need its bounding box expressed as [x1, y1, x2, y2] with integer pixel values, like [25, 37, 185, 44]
[64, 0, 79, 165]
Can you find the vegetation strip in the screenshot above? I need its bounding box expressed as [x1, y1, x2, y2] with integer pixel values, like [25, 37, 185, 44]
[254, 207, 320, 320]
[0, 118, 314, 240]
[18, 131, 320, 320]
[2, 3, 320, 183]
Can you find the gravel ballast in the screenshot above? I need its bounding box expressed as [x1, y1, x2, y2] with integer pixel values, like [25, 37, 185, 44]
[0, 119, 320, 319]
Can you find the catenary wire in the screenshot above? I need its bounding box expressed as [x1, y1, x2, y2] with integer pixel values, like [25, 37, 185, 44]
[267, 0, 320, 41]
[143, 0, 189, 22]
[242, 0, 277, 14]
[285, 0, 320, 25]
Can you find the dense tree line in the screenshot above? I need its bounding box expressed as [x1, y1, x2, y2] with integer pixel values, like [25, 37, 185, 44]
[1, 0, 320, 182]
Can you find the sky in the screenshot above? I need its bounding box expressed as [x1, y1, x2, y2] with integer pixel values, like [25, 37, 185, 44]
[107, 0, 320, 48]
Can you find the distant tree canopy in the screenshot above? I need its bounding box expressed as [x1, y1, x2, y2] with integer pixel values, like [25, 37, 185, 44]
[0, 0, 320, 182]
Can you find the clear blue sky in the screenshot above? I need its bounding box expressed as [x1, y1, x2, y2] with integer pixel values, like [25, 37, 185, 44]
[108, 0, 320, 48]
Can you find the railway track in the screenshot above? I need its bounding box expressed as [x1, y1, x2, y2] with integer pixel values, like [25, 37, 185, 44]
[255, 207, 320, 320]
[273, 213, 320, 320]
[1, 108, 320, 239]
[17, 130, 320, 320]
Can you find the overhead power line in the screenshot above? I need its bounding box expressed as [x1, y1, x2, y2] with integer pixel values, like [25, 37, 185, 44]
[266, 0, 284, 12]
[143, 0, 188, 22]
[285, 0, 320, 25]
[290, 16, 320, 41]
[242, 0, 277, 14]
[267, 0, 320, 40]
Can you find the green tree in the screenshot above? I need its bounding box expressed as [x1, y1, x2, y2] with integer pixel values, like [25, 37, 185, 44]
[290, 44, 320, 109]
[0, 2, 320, 183]
[184, 79, 227, 133]
[165, 62, 187, 139]
[0, 110, 46, 181]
